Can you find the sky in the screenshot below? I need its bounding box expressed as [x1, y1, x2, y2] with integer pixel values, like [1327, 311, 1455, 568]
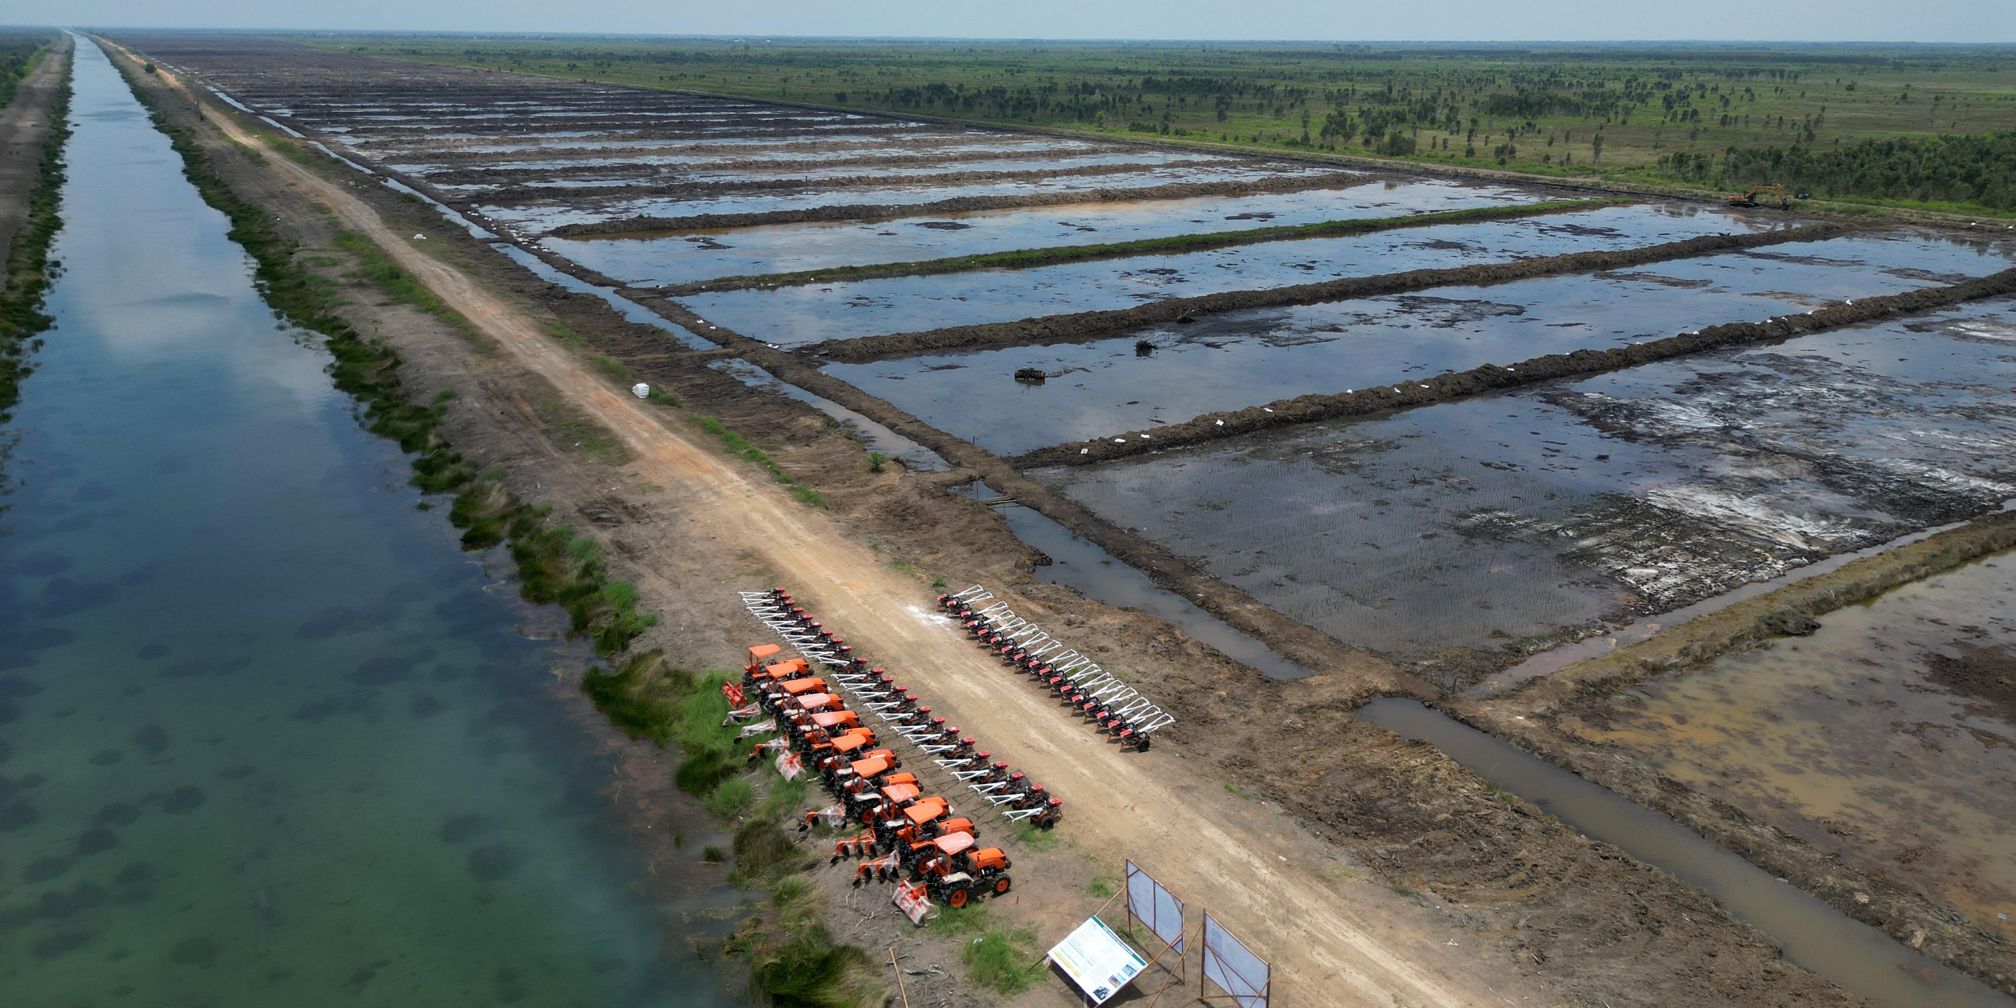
[13, 0, 2016, 43]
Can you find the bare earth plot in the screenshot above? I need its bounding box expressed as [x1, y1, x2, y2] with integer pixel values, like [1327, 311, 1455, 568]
[118, 33, 2016, 1007]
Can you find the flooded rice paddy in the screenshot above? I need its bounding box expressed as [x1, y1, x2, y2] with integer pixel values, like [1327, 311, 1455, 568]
[473, 160, 1337, 233]
[549, 179, 1542, 288]
[0, 39, 733, 1006]
[1572, 550, 2016, 943]
[825, 229, 2012, 455]
[684, 204, 1772, 346]
[1039, 300, 2016, 665]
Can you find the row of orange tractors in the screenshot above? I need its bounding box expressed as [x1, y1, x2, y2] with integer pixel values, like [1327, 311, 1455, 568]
[741, 613, 1051, 908]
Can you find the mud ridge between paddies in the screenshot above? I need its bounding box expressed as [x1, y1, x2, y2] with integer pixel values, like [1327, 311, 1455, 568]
[1014, 263, 2016, 468]
[662, 197, 1624, 296]
[805, 220, 1848, 364]
[418, 144, 1190, 186]
[474, 158, 1248, 206]
[549, 171, 1367, 235]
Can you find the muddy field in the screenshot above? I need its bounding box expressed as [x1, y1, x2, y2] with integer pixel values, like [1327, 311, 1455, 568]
[682, 203, 1776, 346]
[1037, 300, 2016, 675]
[826, 230, 2016, 454]
[118, 33, 2016, 1006]
[1567, 550, 2016, 943]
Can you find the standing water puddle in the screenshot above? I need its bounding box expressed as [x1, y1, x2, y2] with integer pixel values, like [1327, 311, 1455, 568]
[1358, 699, 2014, 1008]
[0, 39, 737, 1006]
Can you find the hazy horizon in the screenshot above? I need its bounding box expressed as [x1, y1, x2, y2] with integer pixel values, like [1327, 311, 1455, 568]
[12, 0, 2014, 44]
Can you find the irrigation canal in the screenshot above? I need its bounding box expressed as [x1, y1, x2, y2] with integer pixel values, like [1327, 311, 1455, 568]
[0, 38, 737, 1005]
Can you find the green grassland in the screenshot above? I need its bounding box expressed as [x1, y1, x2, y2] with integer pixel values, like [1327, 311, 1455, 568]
[314, 36, 2016, 215]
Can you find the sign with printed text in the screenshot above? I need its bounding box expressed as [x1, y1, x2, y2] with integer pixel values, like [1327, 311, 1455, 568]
[1047, 916, 1148, 1006]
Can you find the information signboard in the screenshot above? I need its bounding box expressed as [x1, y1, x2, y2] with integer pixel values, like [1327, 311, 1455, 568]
[1048, 916, 1149, 1005]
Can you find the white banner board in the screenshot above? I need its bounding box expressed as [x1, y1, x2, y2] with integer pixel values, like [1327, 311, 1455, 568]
[1202, 913, 1270, 1008]
[1125, 860, 1185, 955]
[1048, 916, 1148, 1005]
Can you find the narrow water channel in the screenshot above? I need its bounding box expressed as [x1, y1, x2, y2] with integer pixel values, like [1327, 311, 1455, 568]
[0, 39, 736, 1006]
[1358, 698, 2016, 1008]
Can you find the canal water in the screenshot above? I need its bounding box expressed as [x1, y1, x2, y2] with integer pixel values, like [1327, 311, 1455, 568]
[0, 39, 735, 1007]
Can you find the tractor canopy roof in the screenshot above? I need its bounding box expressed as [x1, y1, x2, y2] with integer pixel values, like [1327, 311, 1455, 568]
[932, 832, 976, 855]
[761, 658, 809, 679]
[746, 644, 782, 664]
[904, 798, 951, 824]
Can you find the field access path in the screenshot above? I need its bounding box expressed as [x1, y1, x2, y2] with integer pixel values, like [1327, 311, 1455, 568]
[105, 40, 1557, 1008]
[0, 32, 70, 257]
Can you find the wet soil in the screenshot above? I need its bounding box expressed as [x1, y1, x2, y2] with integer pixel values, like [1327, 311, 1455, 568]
[475, 158, 1248, 205]
[1039, 300, 2016, 682]
[688, 202, 1752, 347]
[1014, 264, 2016, 468]
[557, 179, 1542, 291]
[1468, 537, 2016, 995]
[120, 36, 1890, 1008]
[1929, 643, 2016, 723]
[812, 221, 1846, 364]
[549, 171, 1372, 234]
[418, 146, 1211, 187]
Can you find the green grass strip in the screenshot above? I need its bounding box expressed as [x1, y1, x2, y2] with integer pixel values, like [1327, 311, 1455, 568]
[665, 196, 1624, 295]
[693, 415, 827, 507]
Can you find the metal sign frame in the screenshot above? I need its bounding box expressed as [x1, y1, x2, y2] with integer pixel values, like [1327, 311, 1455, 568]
[1199, 912, 1271, 1008]
[1123, 860, 1186, 973]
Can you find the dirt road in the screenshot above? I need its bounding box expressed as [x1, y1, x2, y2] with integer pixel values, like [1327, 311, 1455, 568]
[0, 33, 69, 257]
[114, 41, 1551, 1008]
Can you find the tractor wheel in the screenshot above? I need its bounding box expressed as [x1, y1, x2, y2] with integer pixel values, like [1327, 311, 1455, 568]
[947, 887, 970, 909]
[993, 876, 1012, 896]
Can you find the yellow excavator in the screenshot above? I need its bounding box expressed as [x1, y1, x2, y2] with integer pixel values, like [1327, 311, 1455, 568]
[1727, 183, 1791, 209]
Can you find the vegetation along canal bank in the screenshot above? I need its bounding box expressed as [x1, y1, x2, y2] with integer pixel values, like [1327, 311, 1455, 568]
[106, 30, 2016, 1008]
[0, 29, 69, 419]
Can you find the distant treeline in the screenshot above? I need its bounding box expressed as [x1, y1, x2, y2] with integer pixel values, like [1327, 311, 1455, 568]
[1657, 133, 2016, 211]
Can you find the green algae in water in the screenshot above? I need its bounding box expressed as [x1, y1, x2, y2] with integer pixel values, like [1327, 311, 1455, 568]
[0, 40, 736, 1006]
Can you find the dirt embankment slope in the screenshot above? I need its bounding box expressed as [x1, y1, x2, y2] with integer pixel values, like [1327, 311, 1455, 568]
[0, 34, 70, 258]
[808, 221, 1848, 364]
[1013, 263, 2016, 468]
[119, 39, 1865, 1008]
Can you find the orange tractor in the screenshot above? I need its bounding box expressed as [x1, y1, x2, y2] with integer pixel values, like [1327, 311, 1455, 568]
[741, 627, 1020, 913]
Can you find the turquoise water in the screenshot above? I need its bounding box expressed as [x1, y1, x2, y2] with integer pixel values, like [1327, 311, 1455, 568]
[0, 39, 736, 1007]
